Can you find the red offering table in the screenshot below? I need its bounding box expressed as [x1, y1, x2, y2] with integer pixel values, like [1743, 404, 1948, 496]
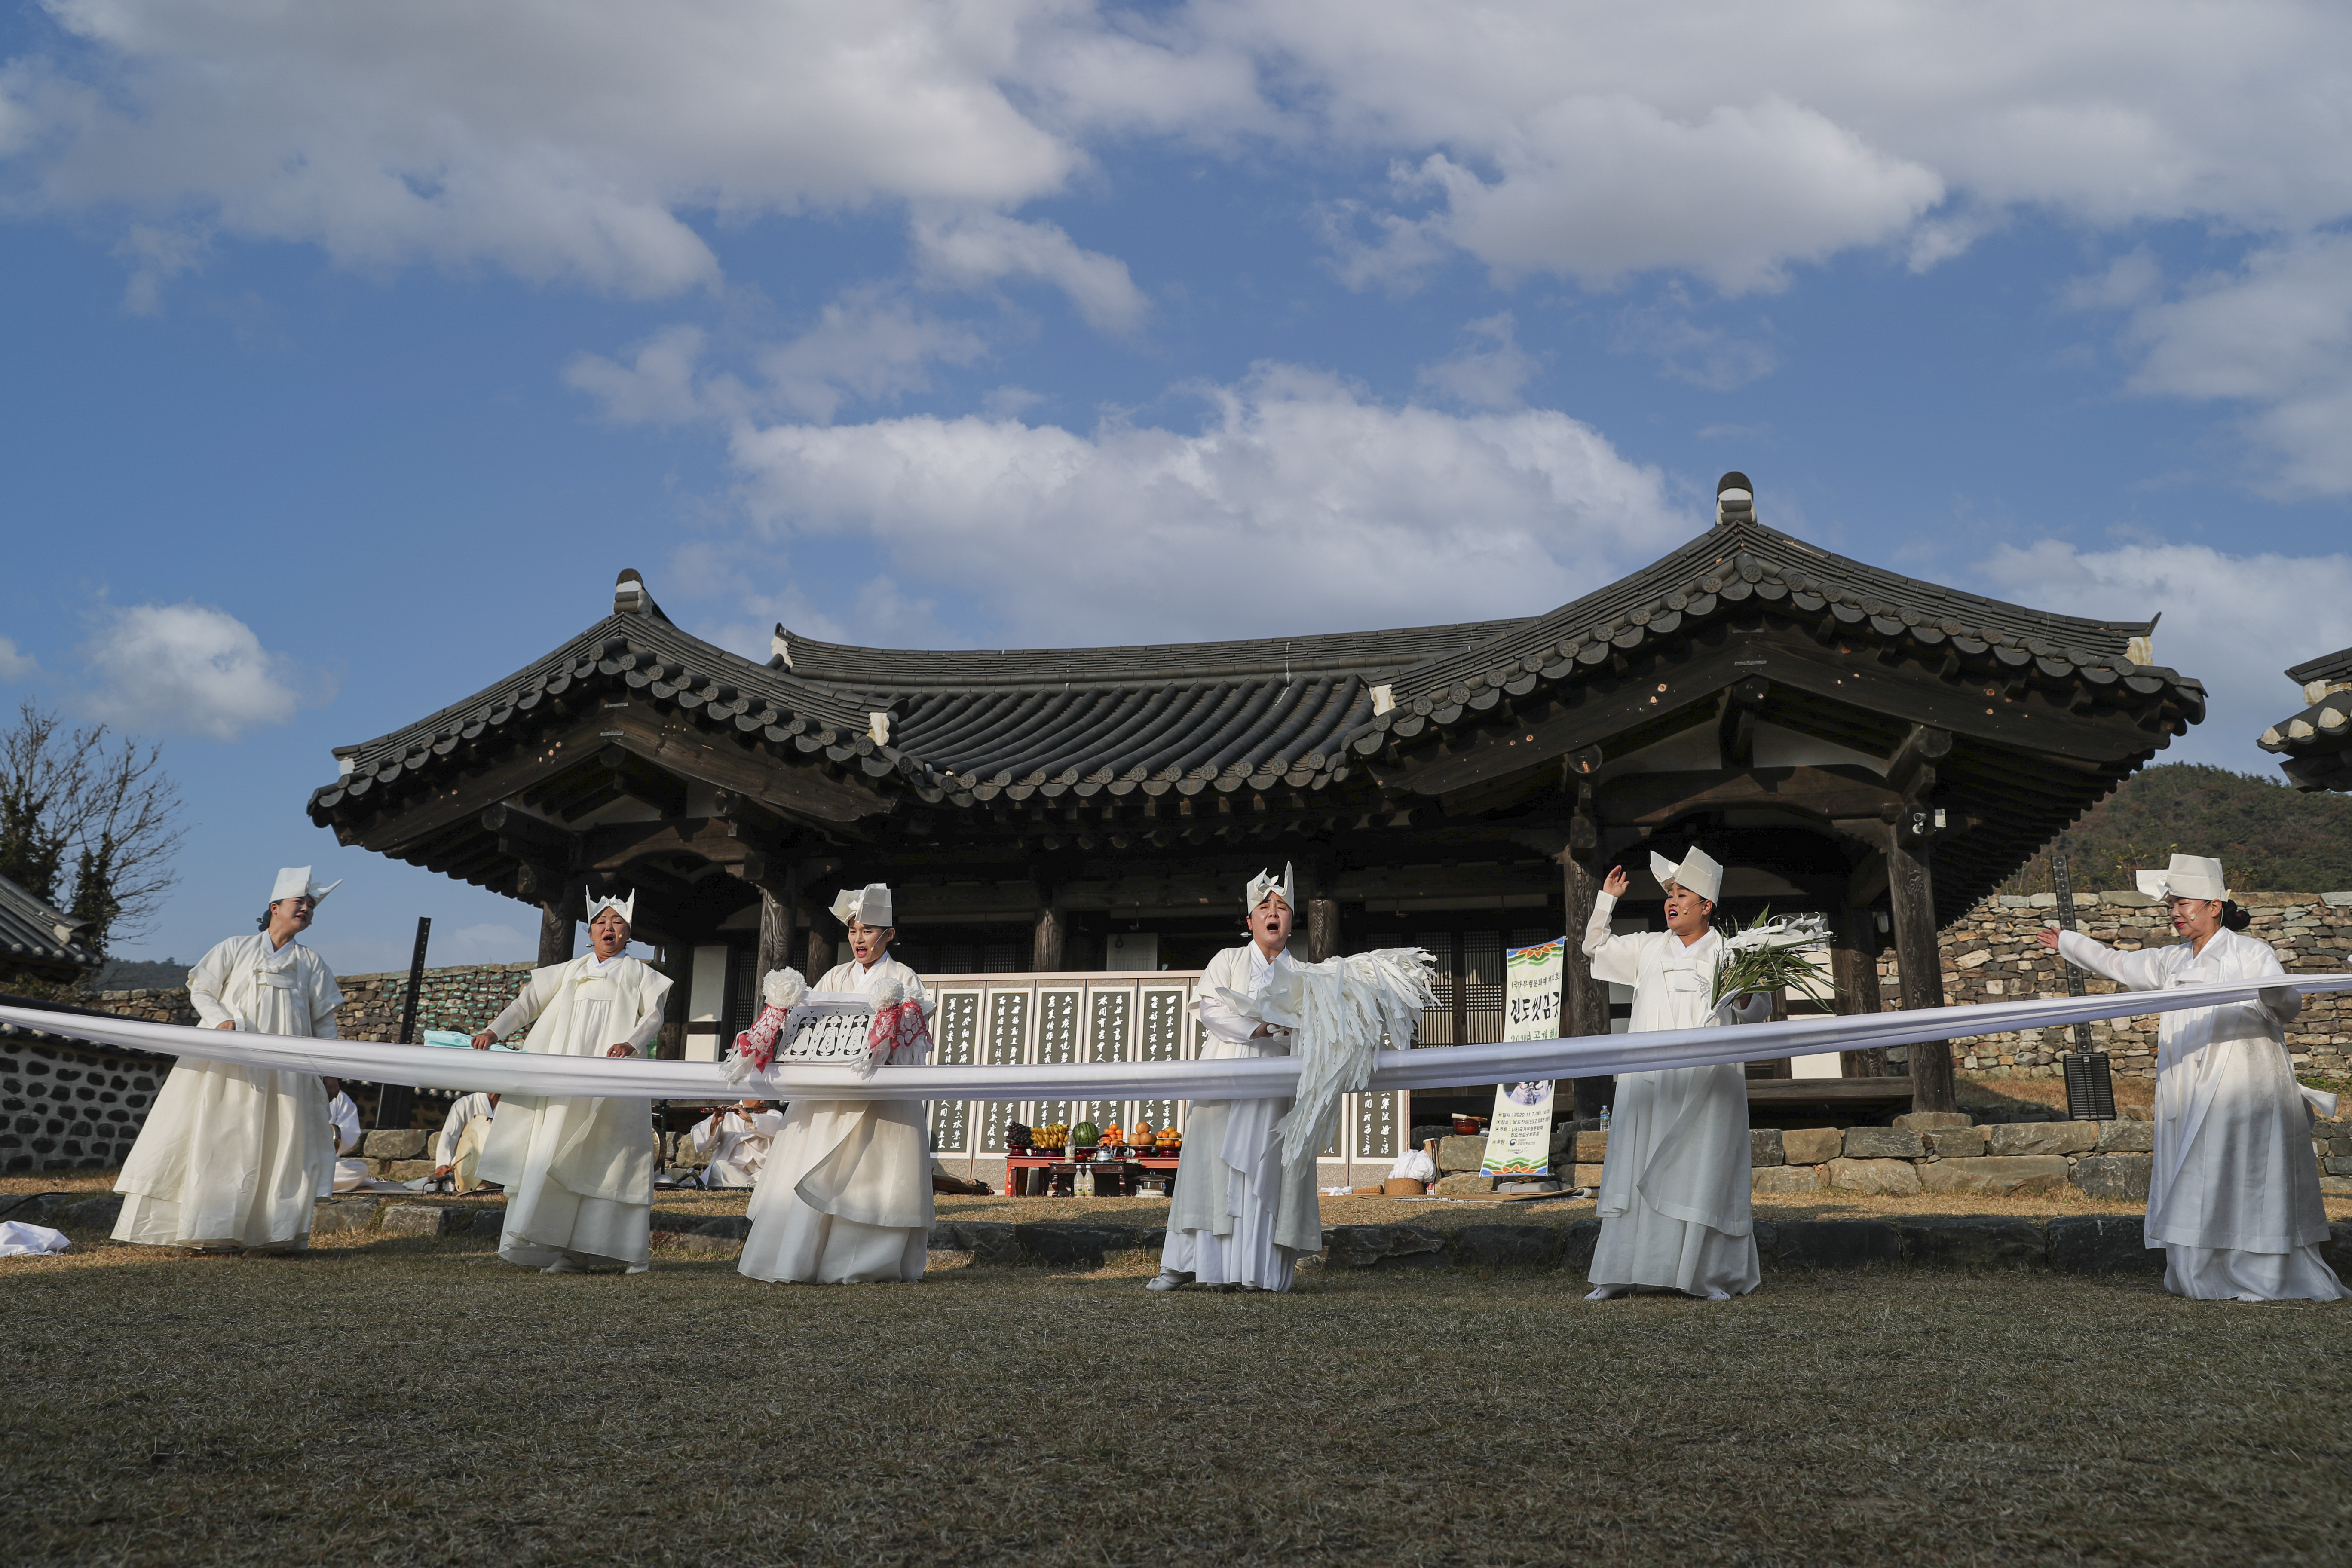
[1006, 1150, 1179, 1197]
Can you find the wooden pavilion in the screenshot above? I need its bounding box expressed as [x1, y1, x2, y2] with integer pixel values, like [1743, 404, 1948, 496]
[2259, 646, 2352, 793]
[309, 474, 2204, 1120]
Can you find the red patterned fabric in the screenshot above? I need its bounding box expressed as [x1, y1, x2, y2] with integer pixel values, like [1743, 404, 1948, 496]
[732, 1002, 790, 1075]
[867, 998, 932, 1067]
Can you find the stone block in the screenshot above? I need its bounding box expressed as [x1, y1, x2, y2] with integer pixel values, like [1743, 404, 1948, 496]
[2322, 1176, 2352, 1197]
[53, 1194, 123, 1230]
[383, 1161, 438, 1182]
[1892, 1111, 1973, 1131]
[362, 1129, 429, 1161]
[0, 1193, 57, 1224]
[1926, 1127, 1985, 1158]
[2071, 1154, 2153, 1201]
[310, 1200, 382, 1235]
[2095, 1121, 2155, 1153]
[1752, 1164, 1824, 1195]
[1842, 1127, 1924, 1160]
[1749, 1128, 1785, 1167]
[1574, 1131, 1609, 1163]
[1572, 1164, 1605, 1188]
[1780, 1127, 1842, 1165]
[469, 1208, 505, 1238]
[1320, 1224, 1448, 1269]
[1013, 1222, 1152, 1268]
[2324, 1222, 2352, 1277]
[1559, 1218, 1604, 1271]
[694, 1215, 753, 1240]
[1827, 1157, 1921, 1197]
[2048, 1215, 2162, 1275]
[1918, 1156, 2070, 1196]
[381, 1204, 460, 1237]
[1436, 1135, 1488, 1173]
[1453, 1224, 1561, 1268]
[2325, 1157, 2352, 1177]
[1431, 1173, 1497, 1197]
[927, 1220, 1018, 1265]
[1776, 1220, 1901, 1269]
[1988, 1121, 2100, 1158]
[1896, 1217, 2046, 1269]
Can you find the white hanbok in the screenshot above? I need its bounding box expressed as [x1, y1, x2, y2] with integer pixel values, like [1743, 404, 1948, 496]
[739, 955, 934, 1284]
[1158, 944, 1323, 1292]
[435, 1091, 497, 1192]
[474, 953, 670, 1271]
[322, 1090, 370, 1194]
[2058, 927, 2349, 1302]
[114, 934, 340, 1251]
[692, 1108, 786, 1188]
[1581, 894, 1761, 1298]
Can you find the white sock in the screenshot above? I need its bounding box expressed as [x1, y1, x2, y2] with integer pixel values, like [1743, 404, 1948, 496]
[1585, 1284, 1629, 1301]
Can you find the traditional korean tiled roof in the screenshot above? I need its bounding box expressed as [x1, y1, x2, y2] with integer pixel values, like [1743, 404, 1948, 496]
[0, 870, 98, 976]
[2259, 644, 2352, 792]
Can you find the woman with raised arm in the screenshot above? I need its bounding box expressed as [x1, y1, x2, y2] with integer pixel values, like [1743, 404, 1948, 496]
[470, 890, 671, 1274]
[2040, 854, 2346, 1302]
[1580, 848, 1765, 1302]
[738, 883, 935, 1284]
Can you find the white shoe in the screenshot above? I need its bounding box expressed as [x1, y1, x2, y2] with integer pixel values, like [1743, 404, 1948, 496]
[542, 1257, 588, 1274]
[1145, 1270, 1191, 1292]
[1584, 1285, 1629, 1301]
[1701, 1288, 1734, 1301]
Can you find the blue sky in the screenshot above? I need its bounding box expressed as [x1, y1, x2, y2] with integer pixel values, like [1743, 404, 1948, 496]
[5, 0, 2351, 974]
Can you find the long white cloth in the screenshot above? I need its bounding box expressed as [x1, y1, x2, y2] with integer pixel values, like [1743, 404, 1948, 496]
[473, 952, 670, 1271]
[739, 956, 934, 1285]
[1583, 893, 1761, 1297]
[691, 1108, 786, 1187]
[1162, 944, 1322, 1292]
[113, 933, 340, 1250]
[15, 970, 2352, 1105]
[2058, 928, 2349, 1302]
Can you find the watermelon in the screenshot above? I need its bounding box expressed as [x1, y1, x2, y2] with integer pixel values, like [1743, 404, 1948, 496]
[1072, 1121, 1101, 1148]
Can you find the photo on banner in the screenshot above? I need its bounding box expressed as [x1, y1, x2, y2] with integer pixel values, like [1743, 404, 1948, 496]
[1482, 937, 1566, 1177]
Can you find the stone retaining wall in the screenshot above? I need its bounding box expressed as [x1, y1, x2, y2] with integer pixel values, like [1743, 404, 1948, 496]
[0, 1035, 169, 1173]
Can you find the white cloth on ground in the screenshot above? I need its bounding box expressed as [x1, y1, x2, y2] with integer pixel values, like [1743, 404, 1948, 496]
[1581, 891, 1761, 1298]
[2058, 927, 2349, 1302]
[473, 953, 670, 1271]
[1160, 943, 1322, 1292]
[739, 954, 934, 1284]
[0, 1221, 71, 1256]
[322, 1089, 369, 1194]
[114, 933, 340, 1250]
[692, 1107, 786, 1187]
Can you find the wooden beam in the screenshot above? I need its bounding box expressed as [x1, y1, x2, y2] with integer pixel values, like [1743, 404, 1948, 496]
[1717, 676, 1767, 769]
[756, 862, 800, 988]
[1559, 848, 1612, 1123]
[1884, 723, 1953, 800]
[1032, 885, 1065, 971]
[1831, 903, 1886, 1078]
[1594, 765, 1903, 828]
[1886, 829, 1957, 1113]
[600, 706, 890, 827]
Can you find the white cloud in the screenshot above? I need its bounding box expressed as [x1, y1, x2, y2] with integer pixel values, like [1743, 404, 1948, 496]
[2110, 234, 2352, 495]
[77, 602, 320, 741]
[1610, 298, 1779, 391]
[1417, 312, 1539, 410]
[720, 364, 1689, 644]
[0, 636, 38, 682]
[112, 224, 209, 315]
[1978, 538, 2352, 769]
[910, 211, 1148, 333]
[564, 324, 713, 426]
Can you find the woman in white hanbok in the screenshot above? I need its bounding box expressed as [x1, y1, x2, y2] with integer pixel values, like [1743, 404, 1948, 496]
[1580, 849, 1764, 1301]
[114, 867, 344, 1254]
[1149, 866, 1322, 1294]
[2043, 854, 2347, 1303]
[471, 892, 670, 1274]
[739, 883, 935, 1284]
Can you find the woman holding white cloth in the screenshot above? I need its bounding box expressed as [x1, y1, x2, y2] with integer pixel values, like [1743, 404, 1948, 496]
[2040, 853, 2346, 1303]
[1580, 848, 1764, 1302]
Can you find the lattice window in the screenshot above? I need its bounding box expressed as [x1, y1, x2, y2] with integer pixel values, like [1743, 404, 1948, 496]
[934, 992, 980, 1066]
[1036, 990, 1080, 1065]
[1356, 1091, 1399, 1159]
[1415, 930, 1457, 1044]
[1462, 929, 1504, 1044]
[721, 943, 760, 1044]
[981, 942, 1020, 973]
[937, 944, 976, 974]
[986, 992, 1029, 1066]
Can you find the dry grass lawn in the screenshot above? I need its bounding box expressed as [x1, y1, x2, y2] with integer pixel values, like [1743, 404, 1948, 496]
[7, 1189, 2352, 1568]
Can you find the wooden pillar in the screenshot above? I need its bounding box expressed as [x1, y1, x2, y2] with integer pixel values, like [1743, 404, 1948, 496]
[1032, 890, 1065, 972]
[1307, 898, 1341, 963]
[1887, 833, 1956, 1112]
[755, 865, 800, 982]
[1832, 903, 1887, 1078]
[803, 891, 834, 980]
[1559, 851, 1613, 1122]
[537, 896, 576, 968]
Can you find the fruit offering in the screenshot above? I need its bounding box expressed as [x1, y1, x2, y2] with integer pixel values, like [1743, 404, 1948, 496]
[1102, 1123, 1124, 1147]
[1072, 1120, 1102, 1148]
[1130, 1122, 1153, 1148]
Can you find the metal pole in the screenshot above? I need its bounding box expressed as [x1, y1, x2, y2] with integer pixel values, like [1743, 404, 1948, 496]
[374, 916, 431, 1129]
[2050, 838, 2092, 1051]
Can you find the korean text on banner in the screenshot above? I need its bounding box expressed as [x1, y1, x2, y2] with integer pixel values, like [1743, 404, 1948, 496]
[1481, 1079, 1555, 1176]
[1504, 938, 1564, 1043]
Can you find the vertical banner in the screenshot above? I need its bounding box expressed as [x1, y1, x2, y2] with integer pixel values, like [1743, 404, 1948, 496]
[1483, 938, 1567, 1177]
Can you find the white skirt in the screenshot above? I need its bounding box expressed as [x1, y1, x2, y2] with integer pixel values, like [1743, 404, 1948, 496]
[738, 1101, 932, 1284]
[2164, 1243, 2352, 1302]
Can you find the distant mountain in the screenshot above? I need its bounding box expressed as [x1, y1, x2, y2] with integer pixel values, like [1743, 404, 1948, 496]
[94, 957, 190, 991]
[2000, 763, 2352, 895]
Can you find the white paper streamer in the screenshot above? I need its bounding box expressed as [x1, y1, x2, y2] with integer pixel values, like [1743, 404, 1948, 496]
[6, 971, 2350, 1105]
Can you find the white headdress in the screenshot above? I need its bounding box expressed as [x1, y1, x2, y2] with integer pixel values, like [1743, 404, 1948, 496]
[584, 888, 637, 925]
[270, 867, 342, 905]
[1649, 847, 1723, 903]
[831, 883, 894, 928]
[2135, 854, 2229, 902]
[1245, 863, 1295, 912]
